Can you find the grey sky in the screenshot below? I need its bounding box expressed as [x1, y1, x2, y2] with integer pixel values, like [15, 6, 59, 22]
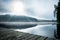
[0, 0, 58, 19]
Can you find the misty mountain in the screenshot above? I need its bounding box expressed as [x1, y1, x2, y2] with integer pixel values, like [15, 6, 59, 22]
[0, 15, 38, 22]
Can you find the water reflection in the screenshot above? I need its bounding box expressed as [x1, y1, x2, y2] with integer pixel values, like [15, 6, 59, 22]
[0, 21, 57, 38]
[13, 24, 56, 38]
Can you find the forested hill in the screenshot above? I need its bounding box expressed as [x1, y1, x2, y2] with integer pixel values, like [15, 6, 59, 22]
[0, 15, 38, 22]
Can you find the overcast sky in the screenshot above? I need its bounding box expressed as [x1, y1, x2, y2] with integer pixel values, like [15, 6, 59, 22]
[0, 0, 58, 19]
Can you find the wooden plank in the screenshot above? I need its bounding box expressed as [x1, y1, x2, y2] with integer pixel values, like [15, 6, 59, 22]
[17, 33, 31, 40]
[37, 36, 47, 40]
[46, 38, 54, 40]
[24, 35, 36, 40]
[28, 35, 41, 40]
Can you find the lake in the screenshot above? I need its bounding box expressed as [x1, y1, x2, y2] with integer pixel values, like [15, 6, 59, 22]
[12, 23, 57, 38]
[0, 22, 57, 38]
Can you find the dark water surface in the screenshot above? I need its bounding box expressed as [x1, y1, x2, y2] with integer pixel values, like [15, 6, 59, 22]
[0, 22, 57, 38]
[11, 22, 56, 38]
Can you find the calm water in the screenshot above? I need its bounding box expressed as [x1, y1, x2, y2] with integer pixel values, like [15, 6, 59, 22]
[13, 24, 57, 38]
[0, 22, 57, 38]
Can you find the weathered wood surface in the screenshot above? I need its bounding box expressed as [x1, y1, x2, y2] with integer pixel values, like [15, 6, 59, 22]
[0, 28, 55, 40]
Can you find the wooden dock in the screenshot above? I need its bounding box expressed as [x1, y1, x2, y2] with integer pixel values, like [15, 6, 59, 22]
[0, 28, 55, 40]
